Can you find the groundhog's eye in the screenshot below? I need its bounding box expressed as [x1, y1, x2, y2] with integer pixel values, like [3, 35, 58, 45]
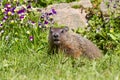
[61, 30, 64, 33]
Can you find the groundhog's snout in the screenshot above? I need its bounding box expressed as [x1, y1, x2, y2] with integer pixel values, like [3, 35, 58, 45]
[53, 33, 59, 38]
[53, 33, 61, 45]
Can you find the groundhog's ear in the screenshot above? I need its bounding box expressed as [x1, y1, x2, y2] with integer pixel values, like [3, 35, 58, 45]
[64, 26, 69, 31]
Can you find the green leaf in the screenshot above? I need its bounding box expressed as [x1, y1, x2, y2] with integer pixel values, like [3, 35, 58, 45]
[107, 33, 117, 41]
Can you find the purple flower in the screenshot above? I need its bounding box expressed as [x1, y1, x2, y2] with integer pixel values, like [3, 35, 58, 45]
[48, 12, 53, 15]
[2, 18, 6, 22]
[44, 20, 48, 24]
[11, 7, 16, 13]
[4, 8, 11, 14]
[5, 3, 11, 8]
[27, 4, 31, 9]
[4, 4, 15, 15]
[51, 8, 56, 14]
[4, 15, 8, 19]
[31, 21, 35, 25]
[0, 23, 2, 27]
[2, 16, 8, 22]
[19, 15, 25, 20]
[29, 36, 34, 41]
[9, 8, 15, 15]
[17, 8, 26, 14]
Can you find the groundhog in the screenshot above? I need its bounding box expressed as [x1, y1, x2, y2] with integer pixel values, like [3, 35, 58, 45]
[48, 26, 102, 59]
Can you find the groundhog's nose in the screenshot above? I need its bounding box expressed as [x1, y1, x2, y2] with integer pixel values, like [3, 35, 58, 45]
[54, 33, 59, 38]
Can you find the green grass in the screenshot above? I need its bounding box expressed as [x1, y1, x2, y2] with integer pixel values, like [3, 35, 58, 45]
[0, 31, 120, 80]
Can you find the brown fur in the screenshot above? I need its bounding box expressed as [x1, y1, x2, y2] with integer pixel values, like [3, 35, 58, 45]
[48, 27, 102, 59]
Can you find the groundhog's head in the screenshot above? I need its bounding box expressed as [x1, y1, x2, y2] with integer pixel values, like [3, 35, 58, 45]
[49, 26, 69, 45]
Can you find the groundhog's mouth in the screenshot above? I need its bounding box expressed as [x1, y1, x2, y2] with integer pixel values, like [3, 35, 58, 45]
[53, 39, 60, 44]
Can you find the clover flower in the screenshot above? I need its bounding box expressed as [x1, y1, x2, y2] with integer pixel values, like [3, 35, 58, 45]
[29, 36, 33, 41]
[0, 30, 4, 34]
[5, 36, 9, 41]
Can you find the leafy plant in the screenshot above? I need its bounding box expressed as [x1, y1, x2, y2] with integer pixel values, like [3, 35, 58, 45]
[0, 0, 57, 51]
[82, 0, 120, 54]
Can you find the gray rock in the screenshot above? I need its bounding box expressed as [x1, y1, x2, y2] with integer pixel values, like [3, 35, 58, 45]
[43, 0, 92, 30]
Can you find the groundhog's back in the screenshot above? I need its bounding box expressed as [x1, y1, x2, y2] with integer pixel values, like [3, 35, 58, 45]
[60, 32, 102, 59]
